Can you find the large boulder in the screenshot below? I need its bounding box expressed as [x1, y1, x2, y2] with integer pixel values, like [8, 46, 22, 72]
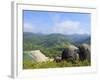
[61, 45, 79, 61]
[28, 50, 49, 62]
[78, 44, 90, 61]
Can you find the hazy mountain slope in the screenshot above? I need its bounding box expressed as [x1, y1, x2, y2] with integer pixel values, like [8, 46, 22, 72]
[23, 32, 90, 57]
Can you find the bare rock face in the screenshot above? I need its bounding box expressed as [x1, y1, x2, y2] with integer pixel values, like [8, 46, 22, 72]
[61, 45, 79, 61]
[28, 50, 49, 62]
[78, 44, 90, 61]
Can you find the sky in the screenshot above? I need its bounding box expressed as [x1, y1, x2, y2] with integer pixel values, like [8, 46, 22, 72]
[23, 10, 91, 35]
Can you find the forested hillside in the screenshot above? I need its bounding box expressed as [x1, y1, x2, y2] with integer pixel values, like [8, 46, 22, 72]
[23, 32, 90, 57]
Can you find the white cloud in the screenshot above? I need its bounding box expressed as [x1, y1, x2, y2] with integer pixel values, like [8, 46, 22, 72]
[24, 22, 49, 34]
[52, 20, 86, 34]
[24, 23, 35, 32]
[24, 20, 89, 35]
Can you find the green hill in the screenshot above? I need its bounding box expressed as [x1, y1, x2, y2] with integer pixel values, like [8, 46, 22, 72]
[23, 32, 90, 57]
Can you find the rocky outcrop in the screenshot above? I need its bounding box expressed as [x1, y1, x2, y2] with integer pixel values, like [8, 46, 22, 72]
[28, 50, 49, 62]
[61, 44, 90, 61]
[78, 44, 90, 61]
[61, 45, 79, 61]
[54, 56, 62, 62]
[25, 44, 90, 63]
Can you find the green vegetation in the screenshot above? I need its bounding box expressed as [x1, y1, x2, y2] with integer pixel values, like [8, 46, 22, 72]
[23, 59, 90, 69]
[23, 32, 72, 57]
[23, 32, 91, 69]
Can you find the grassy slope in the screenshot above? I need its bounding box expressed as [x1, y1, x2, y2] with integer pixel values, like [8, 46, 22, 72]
[23, 60, 90, 69]
[23, 32, 91, 69]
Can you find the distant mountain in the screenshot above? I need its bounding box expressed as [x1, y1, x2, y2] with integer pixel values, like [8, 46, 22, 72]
[65, 34, 91, 44]
[23, 32, 70, 50]
[23, 32, 91, 47]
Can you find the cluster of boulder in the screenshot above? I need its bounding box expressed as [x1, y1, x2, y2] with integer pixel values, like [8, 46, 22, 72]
[26, 43, 90, 63]
[55, 44, 90, 62]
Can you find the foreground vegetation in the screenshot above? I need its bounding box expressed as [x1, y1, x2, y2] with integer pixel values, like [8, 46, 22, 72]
[23, 59, 90, 69]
